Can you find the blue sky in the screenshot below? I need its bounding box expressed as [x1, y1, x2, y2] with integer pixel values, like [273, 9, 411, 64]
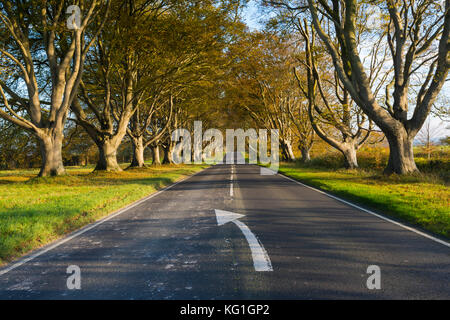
[242, 0, 263, 30]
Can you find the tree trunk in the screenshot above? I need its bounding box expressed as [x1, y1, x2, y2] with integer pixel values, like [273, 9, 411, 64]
[129, 136, 146, 168]
[38, 133, 65, 177]
[162, 143, 173, 164]
[300, 146, 311, 162]
[426, 142, 431, 160]
[341, 146, 358, 169]
[280, 146, 288, 161]
[384, 131, 418, 174]
[286, 142, 296, 162]
[281, 140, 296, 162]
[151, 145, 161, 166]
[95, 140, 122, 171]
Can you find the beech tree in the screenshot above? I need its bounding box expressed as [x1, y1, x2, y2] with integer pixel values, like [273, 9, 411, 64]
[0, 0, 109, 176]
[287, 99, 314, 162]
[306, 0, 450, 174]
[227, 32, 313, 161]
[127, 92, 173, 167]
[71, 0, 165, 171]
[123, 0, 241, 167]
[293, 19, 376, 168]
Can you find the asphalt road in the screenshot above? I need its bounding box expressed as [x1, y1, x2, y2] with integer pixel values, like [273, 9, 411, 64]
[0, 159, 449, 299]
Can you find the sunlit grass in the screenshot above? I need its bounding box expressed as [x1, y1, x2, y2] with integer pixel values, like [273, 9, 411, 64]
[278, 163, 450, 240]
[0, 164, 207, 265]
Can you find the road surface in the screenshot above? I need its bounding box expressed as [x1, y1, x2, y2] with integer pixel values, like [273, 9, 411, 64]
[0, 158, 449, 299]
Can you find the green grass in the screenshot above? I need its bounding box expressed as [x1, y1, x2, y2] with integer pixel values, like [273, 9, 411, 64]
[278, 162, 450, 240]
[0, 164, 207, 265]
[307, 146, 450, 182]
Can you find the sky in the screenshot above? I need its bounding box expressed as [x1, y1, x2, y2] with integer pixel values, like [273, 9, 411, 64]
[242, 0, 264, 31]
[240, 1, 449, 141]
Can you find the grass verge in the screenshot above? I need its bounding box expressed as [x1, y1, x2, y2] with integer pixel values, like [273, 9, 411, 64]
[0, 164, 207, 265]
[278, 162, 450, 240]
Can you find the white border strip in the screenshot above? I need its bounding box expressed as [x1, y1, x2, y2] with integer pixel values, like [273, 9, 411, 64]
[0, 168, 207, 276]
[278, 172, 450, 248]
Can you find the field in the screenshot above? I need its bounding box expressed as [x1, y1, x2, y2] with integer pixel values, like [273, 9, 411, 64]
[0, 164, 207, 265]
[278, 148, 449, 240]
[307, 145, 450, 181]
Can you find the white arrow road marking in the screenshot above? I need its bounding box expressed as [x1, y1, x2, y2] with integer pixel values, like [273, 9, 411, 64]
[215, 209, 273, 272]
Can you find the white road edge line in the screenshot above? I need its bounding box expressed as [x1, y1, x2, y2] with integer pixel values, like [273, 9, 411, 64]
[277, 172, 450, 248]
[0, 168, 206, 277]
